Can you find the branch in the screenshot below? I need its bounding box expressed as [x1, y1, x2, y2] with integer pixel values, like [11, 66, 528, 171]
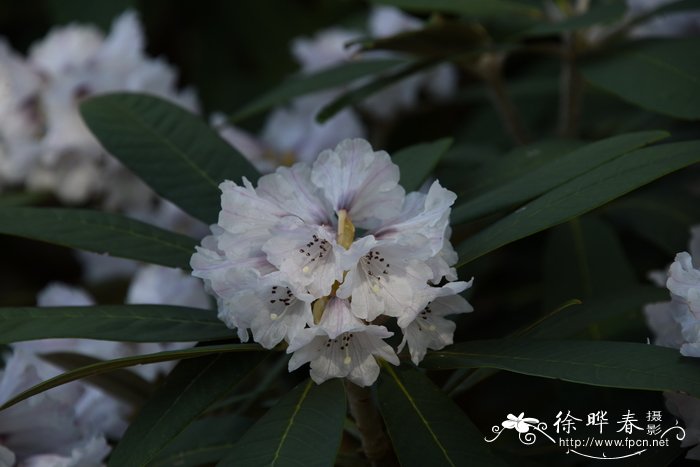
[475, 53, 530, 146]
[344, 381, 395, 466]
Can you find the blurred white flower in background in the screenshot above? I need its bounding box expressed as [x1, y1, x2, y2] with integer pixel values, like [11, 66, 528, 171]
[216, 6, 458, 173]
[0, 11, 196, 209]
[626, 0, 700, 38]
[0, 264, 209, 464]
[544, 0, 700, 46]
[1, 11, 207, 288]
[191, 138, 471, 386]
[0, 349, 114, 466]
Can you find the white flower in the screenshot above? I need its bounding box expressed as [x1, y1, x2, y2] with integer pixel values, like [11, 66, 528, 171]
[0, 349, 117, 463]
[0, 40, 42, 188]
[336, 238, 434, 321]
[0, 11, 197, 211]
[645, 228, 700, 360]
[287, 298, 399, 386]
[399, 281, 473, 365]
[263, 219, 348, 298]
[644, 300, 686, 349]
[311, 138, 405, 226]
[291, 28, 361, 73]
[247, 276, 314, 349]
[216, 94, 367, 174]
[0, 446, 15, 467]
[21, 437, 110, 467]
[627, 0, 700, 38]
[126, 264, 210, 309]
[192, 138, 467, 385]
[33, 279, 197, 381]
[260, 95, 367, 166]
[668, 252, 700, 315]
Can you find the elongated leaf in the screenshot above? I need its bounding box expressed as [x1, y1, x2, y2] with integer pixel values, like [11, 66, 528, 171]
[542, 216, 637, 310]
[457, 140, 700, 266]
[0, 207, 196, 269]
[528, 286, 668, 339]
[582, 38, 700, 120]
[0, 305, 228, 344]
[0, 344, 262, 411]
[394, 138, 452, 191]
[218, 379, 346, 467]
[373, 0, 542, 18]
[150, 415, 253, 467]
[231, 59, 404, 122]
[109, 352, 267, 467]
[379, 365, 505, 467]
[452, 131, 667, 224]
[80, 93, 258, 224]
[316, 59, 439, 123]
[358, 20, 488, 58]
[525, 1, 625, 36]
[604, 194, 700, 255]
[42, 352, 152, 407]
[422, 340, 700, 396]
[460, 139, 583, 198]
[0, 192, 49, 207]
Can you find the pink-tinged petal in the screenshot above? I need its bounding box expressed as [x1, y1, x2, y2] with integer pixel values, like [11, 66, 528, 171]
[312, 138, 404, 228]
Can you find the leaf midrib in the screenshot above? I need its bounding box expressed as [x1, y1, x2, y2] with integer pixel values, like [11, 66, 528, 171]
[270, 379, 314, 466]
[384, 364, 456, 467]
[103, 99, 221, 189]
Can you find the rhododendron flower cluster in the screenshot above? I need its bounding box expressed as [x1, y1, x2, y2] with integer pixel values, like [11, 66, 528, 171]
[192, 138, 471, 386]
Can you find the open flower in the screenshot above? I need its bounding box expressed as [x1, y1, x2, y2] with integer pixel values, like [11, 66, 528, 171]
[192, 138, 468, 386]
[287, 298, 399, 386]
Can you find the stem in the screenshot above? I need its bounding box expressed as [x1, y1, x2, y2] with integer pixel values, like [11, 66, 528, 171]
[344, 381, 394, 466]
[558, 33, 583, 138]
[477, 54, 530, 146]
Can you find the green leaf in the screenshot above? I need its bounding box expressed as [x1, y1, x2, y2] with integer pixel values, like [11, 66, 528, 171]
[0, 192, 49, 207]
[0, 207, 196, 269]
[528, 286, 668, 339]
[80, 93, 258, 224]
[150, 415, 253, 467]
[604, 194, 700, 255]
[525, 1, 625, 36]
[0, 344, 262, 412]
[357, 20, 488, 58]
[456, 140, 700, 266]
[0, 305, 229, 344]
[459, 139, 583, 198]
[451, 131, 668, 224]
[582, 38, 700, 120]
[230, 59, 404, 122]
[373, 0, 542, 18]
[217, 379, 346, 467]
[41, 352, 153, 407]
[379, 365, 506, 467]
[109, 352, 267, 467]
[422, 339, 700, 396]
[316, 59, 439, 123]
[393, 138, 453, 191]
[542, 216, 637, 310]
